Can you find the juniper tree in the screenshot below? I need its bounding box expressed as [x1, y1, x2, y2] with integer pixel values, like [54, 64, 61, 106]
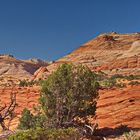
[40, 64, 99, 128]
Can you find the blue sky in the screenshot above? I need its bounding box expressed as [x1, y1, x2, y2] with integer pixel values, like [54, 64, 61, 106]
[0, 0, 140, 60]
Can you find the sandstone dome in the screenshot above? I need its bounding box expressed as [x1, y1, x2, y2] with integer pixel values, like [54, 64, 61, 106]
[120, 40, 140, 58]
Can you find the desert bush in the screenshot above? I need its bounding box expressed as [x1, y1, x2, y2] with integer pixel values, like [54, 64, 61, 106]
[101, 78, 117, 88]
[18, 108, 33, 129]
[8, 127, 81, 140]
[99, 76, 127, 89]
[128, 81, 140, 86]
[19, 80, 39, 87]
[18, 108, 46, 130]
[19, 80, 28, 87]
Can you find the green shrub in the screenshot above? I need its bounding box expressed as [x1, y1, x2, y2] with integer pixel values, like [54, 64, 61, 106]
[18, 108, 46, 130]
[101, 78, 117, 88]
[19, 80, 39, 87]
[8, 127, 81, 140]
[18, 108, 33, 130]
[99, 76, 127, 89]
[19, 80, 28, 87]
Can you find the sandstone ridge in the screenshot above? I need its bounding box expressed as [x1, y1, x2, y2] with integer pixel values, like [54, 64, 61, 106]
[34, 32, 140, 80]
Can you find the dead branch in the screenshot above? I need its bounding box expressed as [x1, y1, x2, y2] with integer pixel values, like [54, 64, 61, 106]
[0, 88, 16, 131]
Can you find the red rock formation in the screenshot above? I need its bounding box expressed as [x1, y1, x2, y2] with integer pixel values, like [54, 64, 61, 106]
[34, 33, 140, 80]
[0, 84, 139, 130]
[57, 32, 140, 75]
[0, 86, 39, 130]
[0, 32, 140, 133]
[96, 85, 140, 128]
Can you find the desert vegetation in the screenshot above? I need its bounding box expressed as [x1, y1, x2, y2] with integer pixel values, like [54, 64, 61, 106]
[8, 127, 81, 140]
[19, 80, 39, 87]
[8, 64, 100, 139]
[96, 73, 140, 89]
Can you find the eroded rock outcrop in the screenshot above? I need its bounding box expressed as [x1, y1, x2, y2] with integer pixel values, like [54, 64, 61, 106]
[33, 33, 140, 80]
[0, 84, 139, 130]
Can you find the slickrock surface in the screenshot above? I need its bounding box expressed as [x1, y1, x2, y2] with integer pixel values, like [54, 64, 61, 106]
[33, 62, 62, 80]
[96, 85, 140, 129]
[58, 32, 140, 73]
[33, 32, 140, 80]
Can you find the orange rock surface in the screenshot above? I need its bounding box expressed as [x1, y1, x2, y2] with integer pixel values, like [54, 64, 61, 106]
[0, 85, 139, 130]
[96, 85, 140, 128]
[33, 32, 140, 80]
[0, 86, 39, 130]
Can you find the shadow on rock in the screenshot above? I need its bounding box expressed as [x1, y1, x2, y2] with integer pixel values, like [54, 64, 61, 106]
[94, 124, 140, 137]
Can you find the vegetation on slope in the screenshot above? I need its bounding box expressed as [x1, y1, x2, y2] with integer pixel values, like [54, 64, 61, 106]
[10, 64, 99, 140]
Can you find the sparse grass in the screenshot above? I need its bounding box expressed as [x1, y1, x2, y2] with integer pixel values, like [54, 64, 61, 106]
[97, 74, 140, 89]
[19, 80, 39, 87]
[123, 131, 140, 140]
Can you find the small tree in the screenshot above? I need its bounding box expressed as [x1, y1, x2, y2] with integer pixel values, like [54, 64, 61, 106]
[40, 64, 99, 128]
[18, 108, 33, 130]
[18, 108, 47, 130]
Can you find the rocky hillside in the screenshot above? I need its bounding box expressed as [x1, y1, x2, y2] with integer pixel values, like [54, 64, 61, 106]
[1, 32, 140, 82]
[0, 32, 140, 136]
[0, 54, 48, 85]
[96, 84, 140, 129]
[58, 32, 140, 75]
[33, 32, 140, 80]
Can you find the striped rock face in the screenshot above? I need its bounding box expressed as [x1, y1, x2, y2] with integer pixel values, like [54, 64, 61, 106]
[58, 33, 140, 74]
[33, 32, 140, 80]
[0, 84, 139, 130]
